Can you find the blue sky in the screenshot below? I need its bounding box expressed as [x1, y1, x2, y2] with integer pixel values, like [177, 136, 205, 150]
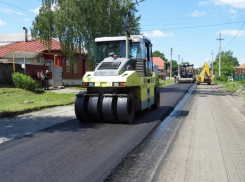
[0, 0, 245, 68]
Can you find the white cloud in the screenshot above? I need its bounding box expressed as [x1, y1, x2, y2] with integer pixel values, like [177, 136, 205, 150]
[0, 8, 25, 16]
[217, 30, 245, 36]
[229, 8, 237, 14]
[240, 58, 245, 65]
[229, 8, 237, 18]
[199, 1, 209, 6]
[191, 10, 207, 17]
[24, 18, 31, 22]
[0, 19, 6, 26]
[210, 0, 245, 9]
[29, 7, 40, 15]
[143, 30, 174, 38]
[51, 3, 60, 11]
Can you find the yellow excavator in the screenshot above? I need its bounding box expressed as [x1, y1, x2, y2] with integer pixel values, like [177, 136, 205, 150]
[196, 62, 212, 85]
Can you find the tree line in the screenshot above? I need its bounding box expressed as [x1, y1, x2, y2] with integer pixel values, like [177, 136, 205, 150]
[31, 0, 141, 61]
[152, 50, 240, 78]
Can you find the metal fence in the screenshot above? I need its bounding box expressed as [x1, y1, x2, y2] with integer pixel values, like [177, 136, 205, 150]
[234, 73, 245, 81]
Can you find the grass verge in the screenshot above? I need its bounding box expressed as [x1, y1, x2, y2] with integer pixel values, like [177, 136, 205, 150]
[0, 84, 76, 118]
[159, 78, 175, 87]
[213, 80, 245, 92]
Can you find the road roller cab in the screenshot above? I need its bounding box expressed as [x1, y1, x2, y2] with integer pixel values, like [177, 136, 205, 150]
[75, 35, 160, 124]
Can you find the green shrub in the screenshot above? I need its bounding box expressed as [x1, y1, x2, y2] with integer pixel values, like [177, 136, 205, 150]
[214, 75, 228, 82]
[12, 72, 37, 91]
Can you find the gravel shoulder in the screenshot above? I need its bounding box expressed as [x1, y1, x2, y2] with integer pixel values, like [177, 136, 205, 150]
[112, 83, 245, 182]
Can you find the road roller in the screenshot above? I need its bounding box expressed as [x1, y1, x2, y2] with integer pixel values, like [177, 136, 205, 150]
[75, 35, 160, 124]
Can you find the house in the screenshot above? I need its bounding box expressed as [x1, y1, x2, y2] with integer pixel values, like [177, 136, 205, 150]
[152, 57, 167, 79]
[0, 28, 89, 86]
[234, 63, 245, 81]
[235, 63, 245, 74]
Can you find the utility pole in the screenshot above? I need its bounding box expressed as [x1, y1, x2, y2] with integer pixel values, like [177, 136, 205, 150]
[217, 33, 224, 76]
[211, 50, 214, 76]
[170, 48, 173, 80]
[178, 55, 180, 77]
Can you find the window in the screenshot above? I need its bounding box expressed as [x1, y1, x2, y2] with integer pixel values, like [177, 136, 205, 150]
[66, 60, 70, 72]
[96, 41, 126, 62]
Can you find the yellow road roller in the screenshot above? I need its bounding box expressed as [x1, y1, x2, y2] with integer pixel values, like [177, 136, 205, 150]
[75, 35, 160, 123]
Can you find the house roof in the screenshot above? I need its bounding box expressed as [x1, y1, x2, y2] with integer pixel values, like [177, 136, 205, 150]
[2, 52, 40, 59]
[0, 33, 32, 46]
[237, 63, 245, 69]
[0, 59, 13, 64]
[0, 39, 61, 58]
[152, 57, 166, 69]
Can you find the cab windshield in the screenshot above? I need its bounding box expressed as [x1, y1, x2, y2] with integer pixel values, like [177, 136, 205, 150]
[96, 41, 126, 62]
[96, 40, 141, 62]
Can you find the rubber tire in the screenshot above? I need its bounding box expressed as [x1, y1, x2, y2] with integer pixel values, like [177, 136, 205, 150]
[75, 96, 90, 123]
[152, 87, 160, 109]
[117, 92, 135, 124]
[102, 97, 117, 123]
[88, 96, 103, 122]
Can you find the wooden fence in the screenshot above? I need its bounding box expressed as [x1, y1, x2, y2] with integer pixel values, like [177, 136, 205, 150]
[0, 62, 23, 84]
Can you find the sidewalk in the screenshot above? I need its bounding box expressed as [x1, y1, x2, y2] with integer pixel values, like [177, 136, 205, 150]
[44, 87, 82, 94]
[0, 87, 81, 144]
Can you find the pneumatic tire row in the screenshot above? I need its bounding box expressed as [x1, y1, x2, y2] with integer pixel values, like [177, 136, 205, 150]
[75, 92, 135, 124]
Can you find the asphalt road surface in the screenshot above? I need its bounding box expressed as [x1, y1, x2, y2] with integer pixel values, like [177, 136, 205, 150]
[113, 84, 245, 182]
[0, 83, 192, 182]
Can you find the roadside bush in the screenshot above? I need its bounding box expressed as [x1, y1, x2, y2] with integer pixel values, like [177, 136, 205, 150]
[214, 75, 228, 82]
[12, 72, 37, 91]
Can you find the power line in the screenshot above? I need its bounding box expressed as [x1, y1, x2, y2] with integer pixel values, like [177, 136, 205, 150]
[222, 21, 245, 49]
[141, 21, 208, 27]
[142, 21, 245, 31]
[0, 0, 37, 14]
[223, 0, 241, 30]
[141, 17, 197, 21]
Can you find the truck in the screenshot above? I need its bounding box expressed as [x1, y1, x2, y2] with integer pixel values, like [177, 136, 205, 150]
[75, 35, 160, 124]
[196, 62, 212, 85]
[178, 64, 196, 83]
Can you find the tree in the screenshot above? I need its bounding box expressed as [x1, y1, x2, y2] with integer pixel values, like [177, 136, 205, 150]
[167, 60, 178, 76]
[31, 0, 141, 61]
[152, 50, 168, 62]
[213, 50, 237, 76]
[181, 61, 190, 65]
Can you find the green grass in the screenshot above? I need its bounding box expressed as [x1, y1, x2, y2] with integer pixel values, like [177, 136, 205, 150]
[0, 84, 76, 117]
[159, 78, 175, 87]
[213, 80, 245, 92]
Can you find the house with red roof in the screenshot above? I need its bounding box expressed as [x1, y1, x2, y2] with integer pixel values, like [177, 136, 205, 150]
[235, 63, 245, 74]
[152, 57, 167, 79]
[0, 30, 88, 86]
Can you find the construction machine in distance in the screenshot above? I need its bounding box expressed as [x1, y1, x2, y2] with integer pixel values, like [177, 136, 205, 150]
[178, 64, 196, 83]
[196, 62, 212, 85]
[75, 35, 160, 124]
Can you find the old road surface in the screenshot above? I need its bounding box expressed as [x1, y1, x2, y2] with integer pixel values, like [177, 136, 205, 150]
[113, 84, 245, 182]
[0, 83, 192, 182]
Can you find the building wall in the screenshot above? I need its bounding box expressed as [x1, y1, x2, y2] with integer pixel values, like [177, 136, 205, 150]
[42, 51, 88, 81]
